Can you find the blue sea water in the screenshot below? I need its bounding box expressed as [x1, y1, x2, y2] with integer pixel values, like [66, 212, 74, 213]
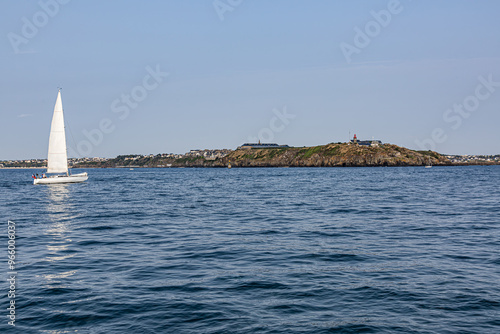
[1, 166, 499, 333]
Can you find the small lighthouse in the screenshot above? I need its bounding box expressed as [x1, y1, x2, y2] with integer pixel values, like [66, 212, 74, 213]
[353, 134, 357, 144]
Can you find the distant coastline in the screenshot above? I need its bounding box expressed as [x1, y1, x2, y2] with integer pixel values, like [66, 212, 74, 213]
[3, 142, 499, 169]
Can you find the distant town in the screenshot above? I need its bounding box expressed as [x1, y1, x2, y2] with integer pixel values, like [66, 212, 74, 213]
[0, 148, 233, 168]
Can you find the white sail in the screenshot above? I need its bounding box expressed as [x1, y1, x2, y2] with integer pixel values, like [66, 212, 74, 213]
[46, 90, 68, 174]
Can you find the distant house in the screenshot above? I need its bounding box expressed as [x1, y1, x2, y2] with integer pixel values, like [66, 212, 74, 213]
[238, 142, 290, 150]
[350, 134, 382, 147]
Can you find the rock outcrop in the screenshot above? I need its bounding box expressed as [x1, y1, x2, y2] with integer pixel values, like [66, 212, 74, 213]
[176, 143, 450, 168]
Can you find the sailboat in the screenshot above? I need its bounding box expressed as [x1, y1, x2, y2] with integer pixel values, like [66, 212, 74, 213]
[33, 90, 88, 185]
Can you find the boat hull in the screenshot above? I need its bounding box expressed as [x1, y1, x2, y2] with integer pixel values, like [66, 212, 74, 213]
[33, 172, 88, 185]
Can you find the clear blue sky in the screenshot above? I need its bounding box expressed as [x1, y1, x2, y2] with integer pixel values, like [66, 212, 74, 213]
[1, 0, 500, 159]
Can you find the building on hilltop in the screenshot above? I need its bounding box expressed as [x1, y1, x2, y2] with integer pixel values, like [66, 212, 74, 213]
[238, 140, 290, 150]
[350, 134, 382, 147]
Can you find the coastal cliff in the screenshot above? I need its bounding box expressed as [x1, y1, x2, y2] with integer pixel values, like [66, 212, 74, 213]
[215, 143, 449, 168]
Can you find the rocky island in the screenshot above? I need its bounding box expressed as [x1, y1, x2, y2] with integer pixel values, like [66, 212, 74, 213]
[220, 143, 449, 168]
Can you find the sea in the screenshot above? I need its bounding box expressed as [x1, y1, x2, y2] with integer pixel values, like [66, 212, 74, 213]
[1, 166, 499, 333]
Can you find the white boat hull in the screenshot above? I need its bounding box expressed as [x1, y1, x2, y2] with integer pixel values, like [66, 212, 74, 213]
[33, 172, 88, 185]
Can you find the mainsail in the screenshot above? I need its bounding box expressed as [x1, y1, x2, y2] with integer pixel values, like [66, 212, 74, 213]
[46, 90, 68, 174]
